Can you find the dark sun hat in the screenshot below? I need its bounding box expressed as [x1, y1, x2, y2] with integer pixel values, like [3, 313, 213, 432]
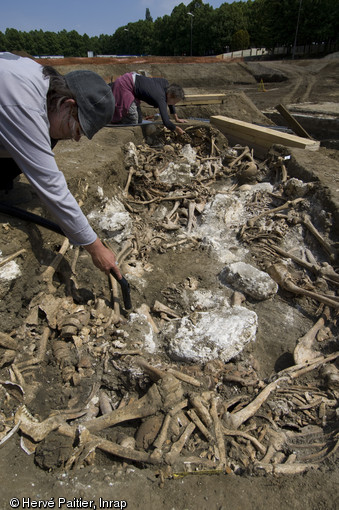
[65, 70, 115, 139]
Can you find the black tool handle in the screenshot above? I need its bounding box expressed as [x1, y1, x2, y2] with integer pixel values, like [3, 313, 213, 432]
[110, 271, 132, 310]
[0, 202, 64, 235]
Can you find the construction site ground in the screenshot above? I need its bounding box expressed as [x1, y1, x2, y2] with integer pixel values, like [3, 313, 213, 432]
[0, 55, 338, 510]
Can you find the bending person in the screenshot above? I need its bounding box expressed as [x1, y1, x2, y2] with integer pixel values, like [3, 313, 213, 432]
[0, 52, 121, 279]
[110, 72, 187, 135]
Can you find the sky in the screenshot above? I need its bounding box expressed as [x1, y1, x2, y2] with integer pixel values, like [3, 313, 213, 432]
[1, 0, 232, 38]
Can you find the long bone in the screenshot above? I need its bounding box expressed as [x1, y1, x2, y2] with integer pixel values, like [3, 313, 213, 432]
[223, 377, 288, 430]
[151, 399, 189, 461]
[124, 167, 135, 195]
[166, 368, 201, 387]
[136, 303, 160, 333]
[301, 213, 338, 262]
[187, 409, 214, 442]
[17, 327, 51, 370]
[255, 461, 319, 475]
[282, 351, 339, 380]
[222, 427, 266, 455]
[187, 201, 197, 234]
[245, 198, 304, 229]
[294, 309, 330, 365]
[270, 244, 339, 286]
[0, 248, 26, 268]
[41, 238, 70, 293]
[61, 421, 163, 465]
[16, 372, 182, 453]
[274, 156, 288, 182]
[164, 421, 196, 465]
[268, 263, 339, 309]
[152, 414, 172, 450]
[85, 360, 184, 434]
[152, 300, 182, 319]
[210, 397, 227, 468]
[84, 383, 163, 434]
[0, 332, 18, 351]
[228, 147, 251, 169]
[166, 200, 181, 221]
[189, 394, 213, 428]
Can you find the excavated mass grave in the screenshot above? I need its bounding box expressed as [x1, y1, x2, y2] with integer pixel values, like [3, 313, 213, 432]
[0, 56, 338, 508]
[0, 124, 338, 480]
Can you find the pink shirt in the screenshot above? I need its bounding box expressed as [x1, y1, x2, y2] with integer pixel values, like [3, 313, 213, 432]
[111, 72, 139, 122]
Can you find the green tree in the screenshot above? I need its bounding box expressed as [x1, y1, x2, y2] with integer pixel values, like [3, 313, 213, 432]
[133, 20, 154, 54]
[298, 0, 339, 44]
[5, 28, 25, 51]
[44, 31, 62, 55]
[57, 30, 70, 55]
[213, 1, 250, 54]
[249, 0, 306, 49]
[0, 0, 337, 58]
[168, 3, 193, 55]
[145, 8, 153, 22]
[97, 33, 114, 54]
[110, 26, 131, 54]
[248, 0, 268, 48]
[27, 30, 42, 55]
[231, 29, 250, 50]
[153, 15, 171, 55]
[186, 1, 215, 55]
[0, 32, 6, 51]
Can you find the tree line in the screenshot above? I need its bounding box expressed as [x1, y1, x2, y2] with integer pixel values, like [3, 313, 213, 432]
[1, 0, 338, 58]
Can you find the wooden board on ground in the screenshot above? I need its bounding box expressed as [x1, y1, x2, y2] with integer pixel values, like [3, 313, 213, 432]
[210, 115, 320, 157]
[141, 94, 226, 108]
[178, 94, 227, 106]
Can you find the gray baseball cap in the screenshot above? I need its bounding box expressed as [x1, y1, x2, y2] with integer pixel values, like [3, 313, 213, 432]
[64, 70, 115, 139]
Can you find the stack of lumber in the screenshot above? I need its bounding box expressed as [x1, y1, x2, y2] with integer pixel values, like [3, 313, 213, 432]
[210, 115, 320, 156]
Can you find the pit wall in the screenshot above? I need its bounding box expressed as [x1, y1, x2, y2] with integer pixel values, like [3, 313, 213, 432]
[275, 145, 339, 236]
[264, 112, 339, 148]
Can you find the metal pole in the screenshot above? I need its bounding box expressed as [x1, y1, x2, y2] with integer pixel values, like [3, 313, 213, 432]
[188, 12, 194, 57]
[292, 0, 302, 59]
[190, 17, 193, 56]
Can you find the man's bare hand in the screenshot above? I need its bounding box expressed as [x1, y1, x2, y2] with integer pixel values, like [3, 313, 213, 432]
[174, 114, 187, 124]
[84, 237, 122, 279]
[175, 126, 185, 136]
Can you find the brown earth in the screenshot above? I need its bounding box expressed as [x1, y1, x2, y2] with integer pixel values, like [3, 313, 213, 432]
[0, 56, 339, 510]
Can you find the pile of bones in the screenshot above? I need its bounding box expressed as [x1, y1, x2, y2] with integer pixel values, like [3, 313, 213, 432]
[0, 125, 338, 478]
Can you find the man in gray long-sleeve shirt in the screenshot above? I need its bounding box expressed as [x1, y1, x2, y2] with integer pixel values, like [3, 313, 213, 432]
[0, 52, 121, 279]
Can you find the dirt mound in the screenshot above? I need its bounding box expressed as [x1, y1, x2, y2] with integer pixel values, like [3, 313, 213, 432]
[37, 58, 256, 91]
[247, 62, 289, 82]
[34, 55, 339, 113]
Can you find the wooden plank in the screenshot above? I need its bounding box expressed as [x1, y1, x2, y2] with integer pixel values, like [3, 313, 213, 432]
[141, 94, 226, 109]
[210, 115, 320, 154]
[275, 104, 313, 139]
[177, 94, 226, 106]
[178, 99, 224, 105]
